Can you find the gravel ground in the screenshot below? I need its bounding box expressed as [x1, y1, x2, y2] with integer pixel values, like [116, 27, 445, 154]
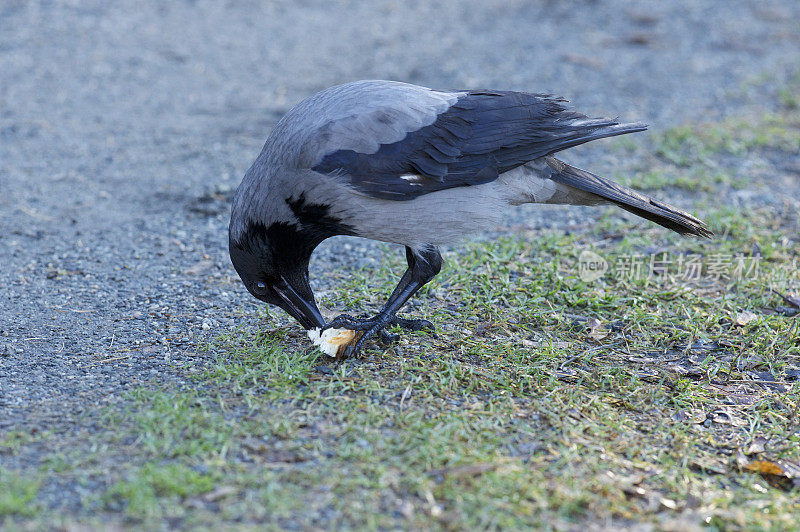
[1, 0, 799, 432]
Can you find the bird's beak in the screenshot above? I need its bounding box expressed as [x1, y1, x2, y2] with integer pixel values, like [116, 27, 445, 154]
[273, 275, 326, 330]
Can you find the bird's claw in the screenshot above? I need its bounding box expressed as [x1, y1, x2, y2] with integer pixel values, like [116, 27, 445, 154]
[378, 328, 400, 343]
[322, 314, 433, 334]
[320, 313, 365, 332]
[322, 313, 435, 357]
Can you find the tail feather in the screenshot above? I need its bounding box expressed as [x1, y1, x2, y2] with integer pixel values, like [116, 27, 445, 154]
[545, 157, 712, 237]
[547, 121, 649, 156]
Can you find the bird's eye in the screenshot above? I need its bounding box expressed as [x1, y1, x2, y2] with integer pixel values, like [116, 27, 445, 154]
[252, 280, 269, 296]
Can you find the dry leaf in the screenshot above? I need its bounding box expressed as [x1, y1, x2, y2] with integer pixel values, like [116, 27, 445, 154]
[711, 409, 747, 427]
[746, 460, 784, 476]
[745, 458, 800, 489]
[744, 436, 768, 455]
[734, 310, 758, 326]
[586, 318, 609, 340]
[674, 409, 707, 424]
[202, 485, 237, 502]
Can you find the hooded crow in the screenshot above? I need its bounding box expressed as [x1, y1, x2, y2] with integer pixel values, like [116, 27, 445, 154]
[229, 80, 711, 356]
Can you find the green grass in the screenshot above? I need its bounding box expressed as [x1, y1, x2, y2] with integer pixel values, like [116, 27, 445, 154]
[654, 112, 800, 167]
[612, 97, 800, 194]
[616, 167, 748, 193]
[121, 388, 240, 460]
[0, 468, 41, 518]
[4, 77, 800, 530]
[779, 87, 799, 110]
[104, 463, 215, 519]
[67, 202, 794, 529]
[1, 431, 40, 455]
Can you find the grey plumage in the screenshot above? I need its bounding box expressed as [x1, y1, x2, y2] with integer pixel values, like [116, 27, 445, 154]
[229, 80, 711, 354]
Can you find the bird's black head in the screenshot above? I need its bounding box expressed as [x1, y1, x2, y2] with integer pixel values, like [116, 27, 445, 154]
[228, 220, 326, 330]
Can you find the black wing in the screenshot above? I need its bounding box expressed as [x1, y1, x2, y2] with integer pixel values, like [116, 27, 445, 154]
[312, 90, 646, 200]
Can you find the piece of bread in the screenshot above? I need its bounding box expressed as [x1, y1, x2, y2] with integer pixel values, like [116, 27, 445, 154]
[307, 327, 359, 357]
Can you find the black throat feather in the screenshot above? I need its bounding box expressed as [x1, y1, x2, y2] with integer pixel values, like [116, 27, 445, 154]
[232, 193, 355, 271]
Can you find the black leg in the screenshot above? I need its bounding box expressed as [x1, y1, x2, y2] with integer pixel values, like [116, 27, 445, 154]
[323, 245, 442, 356]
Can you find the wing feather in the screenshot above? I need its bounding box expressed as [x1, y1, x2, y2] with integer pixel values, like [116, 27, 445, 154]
[311, 87, 647, 200]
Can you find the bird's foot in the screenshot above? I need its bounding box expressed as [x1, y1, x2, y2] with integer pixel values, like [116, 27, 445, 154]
[321, 313, 434, 357]
[322, 313, 433, 333]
